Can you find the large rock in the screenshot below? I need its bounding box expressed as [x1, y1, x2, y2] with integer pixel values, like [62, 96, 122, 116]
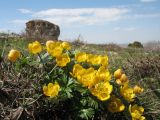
[25, 20, 60, 41]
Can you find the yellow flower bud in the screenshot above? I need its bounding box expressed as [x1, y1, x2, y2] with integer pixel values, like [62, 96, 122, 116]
[120, 74, 128, 83]
[114, 69, 122, 79]
[116, 79, 122, 85]
[133, 85, 144, 94]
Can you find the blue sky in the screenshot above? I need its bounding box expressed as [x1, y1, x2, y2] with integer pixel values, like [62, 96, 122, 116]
[0, 0, 160, 44]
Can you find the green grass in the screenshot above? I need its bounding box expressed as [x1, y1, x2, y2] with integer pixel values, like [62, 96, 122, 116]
[0, 38, 28, 57]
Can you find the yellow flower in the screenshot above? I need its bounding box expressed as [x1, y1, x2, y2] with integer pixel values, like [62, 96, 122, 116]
[92, 55, 101, 65]
[46, 41, 63, 56]
[71, 65, 98, 87]
[28, 41, 42, 54]
[133, 85, 144, 94]
[108, 95, 125, 113]
[72, 65, 110, 88]
[120, 84, 135, 102]
[54, 41, 62, 47]
[87, 54, 100, 65]
[71, 64, 85, 78]
[61, 41, 71, 50]
[87, 54, 108, 66]
[90, 81, 113, 101]
[79, 67, 97, 88]
[98, 55, 108, 66]
[46, 40, 61, 47]
[75, 52, 87, 62]
[56, 54, 70, 67]
[86, 54, 94, 63]
[114, 69, 122, 79]
[129, 104, 145, 120]
[46, 40, 56, 54]
[43, 82, 60, 98]
[51, 46, 63, 57]
[96, 66, 111, 82]
[46, 40, 55, 47]
[8, 49, 21, 62]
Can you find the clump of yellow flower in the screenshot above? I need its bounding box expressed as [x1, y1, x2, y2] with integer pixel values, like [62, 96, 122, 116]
[8, 49, 21, 62]
[114, 69, 129, 85]
[71, 64, 111, 88]
[120, 84, 135, 102]
[43, 82, 60, 98]
[129, 104, 145, 120]
[114, 68, 144, 103]
[28, 41, 42, 54]
[56, 54, 70, 67]
[73, 52, 112, 101]
[25, 40, 146, 117]
[90, 81, 113, 101]
[133, 85, 144, 94]
[108, 95, 125, 113]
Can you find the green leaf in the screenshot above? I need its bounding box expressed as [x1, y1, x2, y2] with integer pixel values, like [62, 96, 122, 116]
[67, 78, 74, 87]
[80, 99, 87, 106]
[87, 97, 99, 109]
[79, 108, 95, 120]
[64, 87, 73, 98]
